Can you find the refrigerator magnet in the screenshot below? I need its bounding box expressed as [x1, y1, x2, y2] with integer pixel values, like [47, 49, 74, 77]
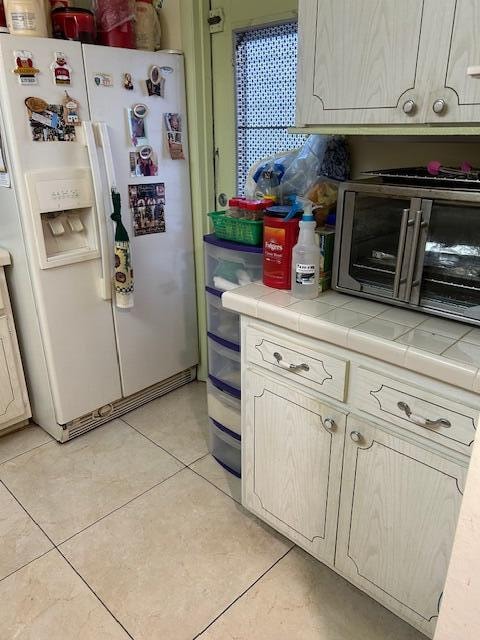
[51, 52, 71, 85]
[93, 72, 113, 87]
[164, 113, 185, 160]
[13, 51, 40, 86]
[129, 146, 158, 177]
[123, 73, 134, 90]
[25, 97, 76, 142]
[146, 65, 165, 97]
[128, 183, 166, 236]
[128, 104, 148, 147]
[63, 92, 81, 126]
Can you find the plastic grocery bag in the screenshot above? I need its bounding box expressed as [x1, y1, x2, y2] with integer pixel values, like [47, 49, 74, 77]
[94, 0, 135, 32]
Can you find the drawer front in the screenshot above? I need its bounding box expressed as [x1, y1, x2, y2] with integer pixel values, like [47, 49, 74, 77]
[349, 367, 478, 452]
[246, 327, 347, 401]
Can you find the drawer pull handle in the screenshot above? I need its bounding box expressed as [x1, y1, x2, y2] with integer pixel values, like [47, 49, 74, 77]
[323, 417, 336, 432]
[397, 401, 451, 429]
[273, 351, 310, 372]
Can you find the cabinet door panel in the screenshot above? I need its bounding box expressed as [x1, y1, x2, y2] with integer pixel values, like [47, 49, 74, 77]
[336, 417, 466, 637]
[243, 369, 345, 564]
[441, 0, 480, 122]
[297, 0, 426, 125]
[0, 316, 26, 426]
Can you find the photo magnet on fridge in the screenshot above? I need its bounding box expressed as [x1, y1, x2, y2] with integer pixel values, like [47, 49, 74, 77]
[146, 65, 165, 97]
[93, 72, 113, 87]
[13, 51, 40, 85]
[128, 183, 166, 236]
[164, 113, 185, 160]
[63, 92, 81, 126]
[123, 73, 134, 90]
[51, 52, 71, 85]
[25, 97, 76, 142]
[127, 104, 149, 147]
[129, 146, 158, 177]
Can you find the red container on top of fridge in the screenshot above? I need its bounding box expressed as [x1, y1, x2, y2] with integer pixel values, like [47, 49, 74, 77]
[95, 0, 135, 48]
[263, 206, 300, 290]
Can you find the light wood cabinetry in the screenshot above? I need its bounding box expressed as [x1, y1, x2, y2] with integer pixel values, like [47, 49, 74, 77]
[297, 0, 480, 126]
[0, 254, 31, 433]
[243, 369, 346, 565]
[336, 416, 466, 637]
[240, 318, 475, 637]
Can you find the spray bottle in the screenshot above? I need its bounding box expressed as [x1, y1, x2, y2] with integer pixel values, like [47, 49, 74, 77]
[291, 199, 319, 299]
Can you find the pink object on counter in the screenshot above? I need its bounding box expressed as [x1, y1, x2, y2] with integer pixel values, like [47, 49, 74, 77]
[427, 160, 442, 176]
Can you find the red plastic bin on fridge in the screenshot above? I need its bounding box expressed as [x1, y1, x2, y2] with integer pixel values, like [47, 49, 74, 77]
[98, 20, 135, 48]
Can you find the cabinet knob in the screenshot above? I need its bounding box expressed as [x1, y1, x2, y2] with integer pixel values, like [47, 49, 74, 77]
[432, 99, 447, 114]
[350, 430, 362, 443]
[402, 99, 416, 115]
[323, 417, 336, 432]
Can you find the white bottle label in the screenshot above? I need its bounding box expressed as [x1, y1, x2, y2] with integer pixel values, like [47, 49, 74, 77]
[11, 11, 36, 31]
[295, 263, 316, 285]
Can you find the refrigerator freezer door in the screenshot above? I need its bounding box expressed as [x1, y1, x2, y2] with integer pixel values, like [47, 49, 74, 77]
[0, 35, 122, 424]
[82, 45, 198, 396]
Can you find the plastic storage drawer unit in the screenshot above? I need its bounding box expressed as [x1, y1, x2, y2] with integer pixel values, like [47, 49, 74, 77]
[204, 233, 263, 292]
[206, 287, 240, 348]
[209, 418, 241, 478]
[208, 334, 241, 396]
[207, 379, 241, 436]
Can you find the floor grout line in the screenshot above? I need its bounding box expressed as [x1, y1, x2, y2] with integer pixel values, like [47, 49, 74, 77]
[191, 545, 296, 640]
[119, 416, 201, 468]
[0, 548, 52, 584]
[188, 464, 241, 505]
[0, 438, 53, 467]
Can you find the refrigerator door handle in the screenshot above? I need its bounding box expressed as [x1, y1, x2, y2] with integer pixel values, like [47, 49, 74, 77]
[97, 122, 117, 192]
[83, 121, 112, 301]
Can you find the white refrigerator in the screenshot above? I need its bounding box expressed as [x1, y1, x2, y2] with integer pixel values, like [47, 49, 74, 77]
[0, 35, 198, 441]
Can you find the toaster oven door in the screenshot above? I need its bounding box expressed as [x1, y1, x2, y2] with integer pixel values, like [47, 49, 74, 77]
[415, 199, 480, 322]
[336, 191, 422, 301]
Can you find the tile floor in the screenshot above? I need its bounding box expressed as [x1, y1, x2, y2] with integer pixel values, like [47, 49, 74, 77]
[0, 381, 425, 639]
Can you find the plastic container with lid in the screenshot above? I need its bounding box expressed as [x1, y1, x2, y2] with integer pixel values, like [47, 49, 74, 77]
[243, 199, 270, 221]
[228, 197, 246, 219]
[4, 0, 48, 36]
[204, 233, 263, 291]
[263, 205, 301, 290]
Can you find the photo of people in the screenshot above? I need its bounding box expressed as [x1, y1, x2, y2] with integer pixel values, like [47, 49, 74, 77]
[164, 112, 185, 160]
[27, 103, 76, 142]
[128, 183, 166, 236]
[129, 149, 158, 177]
[127, 107, 148, 146]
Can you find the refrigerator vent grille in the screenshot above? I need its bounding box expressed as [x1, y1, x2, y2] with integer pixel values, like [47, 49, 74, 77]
[64, 368, 196, 441]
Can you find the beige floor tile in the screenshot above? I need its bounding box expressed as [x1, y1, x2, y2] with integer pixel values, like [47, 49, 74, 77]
[190, 454, 241, 503]
[0, 419, 183, 543]
[61, 468, 292, 640]
[0, 483, 52, 580]
[0, 550, 130, 640]
[199, 548, 426, 640]
[0, 424, 51, 465]
[122, 381, 210, 464]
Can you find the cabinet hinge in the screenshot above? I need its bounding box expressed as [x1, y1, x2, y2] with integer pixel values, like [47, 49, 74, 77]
[208, 8, 224, 34]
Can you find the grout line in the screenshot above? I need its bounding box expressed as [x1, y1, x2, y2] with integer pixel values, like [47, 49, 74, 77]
[55, 546, 136, 640]
[191, 545, 295, 640]
[188, 451, 212, 467]
[58, 466, 186, 546]
[188, 463, 241, 505]
[0, 548, 52, 584]
[119, 417, 193, 468]
[0, 438, 53, 467]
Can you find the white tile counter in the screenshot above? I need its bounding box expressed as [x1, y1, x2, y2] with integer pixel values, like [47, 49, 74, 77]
[222, 284, 480, 393]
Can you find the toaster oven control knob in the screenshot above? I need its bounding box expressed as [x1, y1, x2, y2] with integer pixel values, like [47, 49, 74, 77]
[433, 98, 447, 114]
[402, 99, 416, 115]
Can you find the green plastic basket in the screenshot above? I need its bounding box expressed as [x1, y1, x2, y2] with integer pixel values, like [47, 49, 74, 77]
[208, 211, 263, 246]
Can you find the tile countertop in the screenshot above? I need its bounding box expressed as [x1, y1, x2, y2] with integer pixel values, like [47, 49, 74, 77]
[0, 249, 11, 267]
[222, 284, 480, 394]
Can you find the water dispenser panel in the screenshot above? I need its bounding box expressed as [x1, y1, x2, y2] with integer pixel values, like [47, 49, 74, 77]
[35, 176, 93, 213]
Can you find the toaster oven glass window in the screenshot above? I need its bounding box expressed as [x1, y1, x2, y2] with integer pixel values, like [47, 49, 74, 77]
[347, 194, 412, 297]
[419, 200, 480, 319]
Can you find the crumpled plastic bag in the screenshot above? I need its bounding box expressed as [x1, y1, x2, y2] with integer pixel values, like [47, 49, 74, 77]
[94, 0, 135, 32]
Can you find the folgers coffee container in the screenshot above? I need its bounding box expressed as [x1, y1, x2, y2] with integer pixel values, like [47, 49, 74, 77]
[263, 206, 301, 289]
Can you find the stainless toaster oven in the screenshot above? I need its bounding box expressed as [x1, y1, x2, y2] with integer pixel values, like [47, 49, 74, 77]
[332, 180, 480, 325]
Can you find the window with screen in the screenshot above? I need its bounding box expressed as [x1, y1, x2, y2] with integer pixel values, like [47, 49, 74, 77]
[235, 21, 306, 194]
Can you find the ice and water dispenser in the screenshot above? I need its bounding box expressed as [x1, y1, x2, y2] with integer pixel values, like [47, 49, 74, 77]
[25, 168, 100, 269]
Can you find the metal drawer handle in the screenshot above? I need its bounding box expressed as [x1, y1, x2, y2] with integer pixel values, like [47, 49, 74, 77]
[397, 401, 451, 429]
[273, 351, 310, 372]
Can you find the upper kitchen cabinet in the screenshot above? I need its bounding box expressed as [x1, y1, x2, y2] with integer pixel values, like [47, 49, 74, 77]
[297, 0, 480, 126]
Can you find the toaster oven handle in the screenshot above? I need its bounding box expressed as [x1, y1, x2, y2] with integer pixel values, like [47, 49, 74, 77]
[404, 210, 423, 300]
[393, 208, 410, 298]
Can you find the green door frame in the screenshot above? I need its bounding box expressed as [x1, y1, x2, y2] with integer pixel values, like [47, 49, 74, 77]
[180, 0, 215, 381]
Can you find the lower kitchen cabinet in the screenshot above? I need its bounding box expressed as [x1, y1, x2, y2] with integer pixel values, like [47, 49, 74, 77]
[335, 416, 467, 637]
[243, 368, 346, 565]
